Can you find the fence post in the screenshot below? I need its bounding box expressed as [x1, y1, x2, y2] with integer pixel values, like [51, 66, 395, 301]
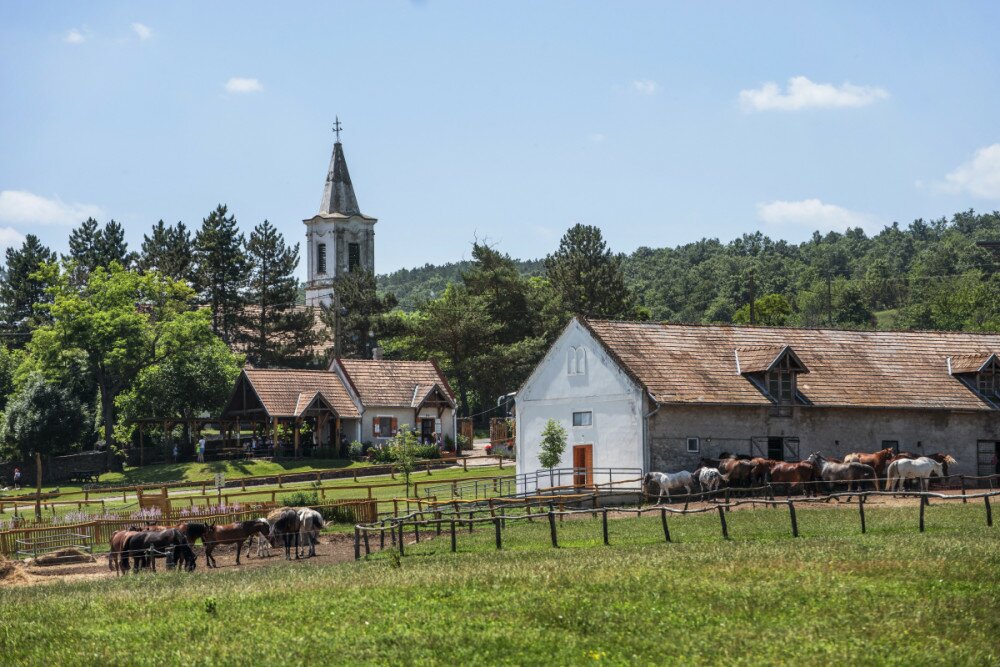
[660, 507, 671, 543]
[363, 528, 370, 557]
[450, 519, 457, 552]
[548, 510, 558, 548]
[494, 518, 502, 550]
[960, 476, 967, 504]
[788, 500, 798, 538]
[380, 521, 386, 550]
[717, 505, 729, 539]
[414, 519, 420, 543]
[767, 483, 775, 508]
[602, 507, 609, 545]
[985, 495, 993, 527]
[436, 511, 442, 536]
[858, 495, 866, 534]
[398, 521, 405, 556]
[500, 507, 506, 529]
[468, 511, 474, 533]
[390, 520, 397, 547]
[463, 458, 467, 471]
[919, 497, 926, 533]
[353, 527, 360, 560]
[724, 487, 731, 512]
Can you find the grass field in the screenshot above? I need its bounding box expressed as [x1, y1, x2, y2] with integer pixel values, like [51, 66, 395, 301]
[1, 502, 997, 665]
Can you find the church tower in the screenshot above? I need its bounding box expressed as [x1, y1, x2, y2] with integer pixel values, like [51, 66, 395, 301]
[304, 120, 376, 307]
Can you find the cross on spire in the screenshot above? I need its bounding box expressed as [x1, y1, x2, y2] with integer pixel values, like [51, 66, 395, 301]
[332, 116, 343, 143]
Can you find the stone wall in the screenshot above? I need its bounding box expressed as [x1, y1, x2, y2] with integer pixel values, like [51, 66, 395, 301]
[648, 404, 1000, 477]
[0, 451, 112, 486]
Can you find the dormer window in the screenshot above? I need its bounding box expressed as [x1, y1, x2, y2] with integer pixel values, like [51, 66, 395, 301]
[949, 353, 999, 403]
[736, 345, 809, 405]
[978, 369, 997, 398]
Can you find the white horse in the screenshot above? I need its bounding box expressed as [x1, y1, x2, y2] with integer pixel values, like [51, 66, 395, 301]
[296, 508, 326, 557]
[695, 467, 725, 494]
[250, 518, 271, 558]
[885, 457, 944, 493]
[644, 471, 693, 502]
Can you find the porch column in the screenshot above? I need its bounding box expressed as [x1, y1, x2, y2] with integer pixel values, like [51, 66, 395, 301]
[272, 417, 279, 457]
[294, 419, 301, 458]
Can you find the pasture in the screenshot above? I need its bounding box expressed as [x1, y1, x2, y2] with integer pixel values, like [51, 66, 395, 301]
[1, 501, 997, 665]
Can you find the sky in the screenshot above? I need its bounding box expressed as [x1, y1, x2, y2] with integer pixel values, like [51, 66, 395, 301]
[1, 1, 999, 278]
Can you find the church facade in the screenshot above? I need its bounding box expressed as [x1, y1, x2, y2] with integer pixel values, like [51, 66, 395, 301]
[303, 131, 377, 307]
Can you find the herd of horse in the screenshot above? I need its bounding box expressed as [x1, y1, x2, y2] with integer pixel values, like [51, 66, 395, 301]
[107, 506, 327, 575]
[643, 447, 958, 501]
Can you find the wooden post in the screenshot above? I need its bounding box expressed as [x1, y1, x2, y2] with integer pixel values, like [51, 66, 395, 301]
[960, 476, 967, 504]
[34, 451, 42, 522]
[717, 505, 729, 539]
[602, 508, 609, 545]
[390, 521, 397, 547]
[499, 506, 506, 529]
[462, 458, 467, 471]
[436, 511, 442, 536]
[398, 521, 405, 556]
[272, 417, 279, 458]
[724, 487, 730, 512]
[450, 519, 457, 552]
[858, 495, 866, 534]
[985, 495, 993, 527]
[414, 519, 420, 543]
[363, 528, 370, 557]
[468, 511, 474, 533]
[919, 497, 926, 533]
[788, 500, 798, 538]
[494, 517, 502, 550]
[548, 509, 558, 548]
[660, 507, 671, 542]
[380, 521, 386, 550]
[353, 527, 360, 560]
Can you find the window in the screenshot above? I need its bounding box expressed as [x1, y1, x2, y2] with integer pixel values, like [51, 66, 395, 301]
[316, 243, 327, 274]
[572, 411, 592, 427]
[767, 356, 795, 403]
[686, 437, 700, 453]
[978, 370, 997, 398]
[348, 242, 361, 272]
[881, 440, 900, 454]
[567, 346, 588, 375]
[373, 416, 396, 438]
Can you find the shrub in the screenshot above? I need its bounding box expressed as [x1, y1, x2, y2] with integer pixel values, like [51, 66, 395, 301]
[348, 440, 365, 460]
[280, 490, 319, 507]
[369, 444, 394, 464]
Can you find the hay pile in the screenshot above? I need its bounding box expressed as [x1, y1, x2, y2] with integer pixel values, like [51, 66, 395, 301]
[0, 554, 32, 586]
[30, 547, 96, 567]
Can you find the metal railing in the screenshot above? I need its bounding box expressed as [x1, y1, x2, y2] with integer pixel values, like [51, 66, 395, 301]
[15, 530, 93, 559]
[419, 467, 644, 500]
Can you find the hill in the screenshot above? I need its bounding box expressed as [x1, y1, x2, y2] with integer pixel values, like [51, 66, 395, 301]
[378, 258, 545, 311]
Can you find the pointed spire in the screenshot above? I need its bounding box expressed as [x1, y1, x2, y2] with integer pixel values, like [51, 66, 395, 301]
[319, 121, 361, 216]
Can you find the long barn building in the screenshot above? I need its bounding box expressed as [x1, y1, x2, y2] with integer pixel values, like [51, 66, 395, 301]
[516, 318, 1000, 486]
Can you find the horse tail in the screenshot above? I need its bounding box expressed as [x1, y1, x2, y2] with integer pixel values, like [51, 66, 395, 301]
[884, 464, 894, 491]
[312, 511, 326, 530]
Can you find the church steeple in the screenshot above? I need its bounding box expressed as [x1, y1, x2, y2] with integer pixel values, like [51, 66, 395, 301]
[319, 118, 361, 216]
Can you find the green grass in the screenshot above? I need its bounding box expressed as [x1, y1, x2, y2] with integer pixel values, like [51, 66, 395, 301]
[1, 502, 997, 665]
[99, 458, 367, 486]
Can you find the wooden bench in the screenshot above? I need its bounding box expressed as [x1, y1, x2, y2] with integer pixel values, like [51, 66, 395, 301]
[66, 470, 102, 484]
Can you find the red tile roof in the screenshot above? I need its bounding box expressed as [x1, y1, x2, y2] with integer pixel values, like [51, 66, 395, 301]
[582, 319, 1000, 411]
[243, 368, 359, 418]
[337, 359, 455, 407]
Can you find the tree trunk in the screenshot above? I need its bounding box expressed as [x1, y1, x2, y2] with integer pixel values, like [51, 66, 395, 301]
[100, 383, 115, 451]
[34, 452, 42, 522]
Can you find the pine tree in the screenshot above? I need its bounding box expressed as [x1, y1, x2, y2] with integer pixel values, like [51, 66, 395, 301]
[0, 235, 56, 342]
[545, 223, 638, 319]
[97, 220, 134, 268]
[65, 218, 135, 282]
[239, 219, 317, 367]
[140, 220, 194, 282]
[321, 270, 398, 359]
[194, 205, 247, 344]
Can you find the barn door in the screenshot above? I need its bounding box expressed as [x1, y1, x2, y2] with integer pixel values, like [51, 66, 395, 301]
[573, 445, 593, 487]
[978, 440, 999, 476]
[784, 438, 800, 461]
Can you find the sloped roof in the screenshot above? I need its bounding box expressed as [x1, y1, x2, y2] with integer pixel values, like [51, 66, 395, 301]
[243, 368, 359, 418]
[582, 319, 1000, 411]
[949, 353, 997, 374]
[337, 359, 455, 407]
[320, 141, 361, 216]
[411, 383, 455, 409]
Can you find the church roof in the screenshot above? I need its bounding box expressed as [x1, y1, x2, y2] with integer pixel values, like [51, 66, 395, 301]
[319, 141, 361, 216]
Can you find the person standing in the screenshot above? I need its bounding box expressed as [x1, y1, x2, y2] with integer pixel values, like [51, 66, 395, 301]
[197, 436, 206, 463]
[13, 466, 22, 490]
[173, 444, 179, 463]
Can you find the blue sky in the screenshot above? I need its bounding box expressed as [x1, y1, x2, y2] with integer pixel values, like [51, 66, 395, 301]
[1, 2, 999, 277]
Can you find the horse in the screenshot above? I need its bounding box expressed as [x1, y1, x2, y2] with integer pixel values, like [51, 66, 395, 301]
[765, 460, 818, 496]
[748, 458, 780, 486]
[296, 508, 326, 558]
[895, 452, 956, 480]
[108, 527, 142, 575]
[269, 509, 302, 560]
[719, 458, 754, 487]
[843, 448, 896, 477]
[643, 471, 693, 502]
[694, 467, 725, 495]
[203, 519, 271, 567]
[806, 453, 877, 498]
[885, 457, 945, 495]
[122, 529, 196, 573]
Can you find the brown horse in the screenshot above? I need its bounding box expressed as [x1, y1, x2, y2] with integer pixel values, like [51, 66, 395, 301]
[108, 528, 142, 575]
[843, 448, 895, 477]
[766, 460, 818, 496]
[203, 519, 271, 567]
[719, 458, 754, 486]
[749, 458, 780, 486]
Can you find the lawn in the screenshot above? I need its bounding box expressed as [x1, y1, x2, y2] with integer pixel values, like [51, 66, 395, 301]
[1, 502, 996, 665]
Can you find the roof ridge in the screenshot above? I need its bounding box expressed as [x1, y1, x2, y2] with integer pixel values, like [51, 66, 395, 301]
[585, 318, 1000, 337]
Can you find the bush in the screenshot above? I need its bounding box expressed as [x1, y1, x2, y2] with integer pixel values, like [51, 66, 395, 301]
[457, 434, 470, 451]
[412, 444, 440, 460]
[280, 490, 319, 507]
[348, 440, 365, 460]
[443, 434, 455, 451]
[369, 444, 394, 464]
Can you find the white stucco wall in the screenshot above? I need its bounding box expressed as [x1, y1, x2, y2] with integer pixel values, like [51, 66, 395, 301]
[359, 407, 456, 444]
[516, 319, 645, 492]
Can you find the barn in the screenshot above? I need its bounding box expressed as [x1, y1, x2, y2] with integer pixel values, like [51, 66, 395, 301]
[515, 317, 1000, 486]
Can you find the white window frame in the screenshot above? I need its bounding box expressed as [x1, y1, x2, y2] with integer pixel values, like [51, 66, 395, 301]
[572, 411, 593, 427]
[686, 437, 700, 453]
[567, 346, 589, 376]
[374, 415, 395, 439]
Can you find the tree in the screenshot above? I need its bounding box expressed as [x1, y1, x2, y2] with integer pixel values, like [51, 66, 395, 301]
[0, 235, 56, 341]
[322, 270, 399, 359]
[389, 425, 419, 498]
[733, 294, 792, 326]
[65, 218, 135, 281]
[538, 419, 567, 486]
[239, 220, 317, 367]
[30, 263, 215, 450]
[545, 224, 638, 319]
[194, 205, 246, 344]
[1, 373, 88, 519]
[140, 220, 194, 283]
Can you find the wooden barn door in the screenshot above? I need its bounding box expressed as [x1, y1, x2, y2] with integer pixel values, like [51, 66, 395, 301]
[573, 445, 593, 487]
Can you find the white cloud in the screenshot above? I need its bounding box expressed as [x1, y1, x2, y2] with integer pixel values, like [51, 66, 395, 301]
[224, 77, 264, 94]
[0, 190, 104, 226]
[757, 198, 882, 233]
[939, 143, 1000, 199]
[739, 76, 888, 112]
[65, 29, 86, 44]
[631, 79, 658, 95]
[0, 227, 26, 249]
[131, 22, 152, 40]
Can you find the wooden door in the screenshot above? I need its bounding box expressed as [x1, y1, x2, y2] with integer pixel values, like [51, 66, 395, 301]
[573, 445, 593, 487]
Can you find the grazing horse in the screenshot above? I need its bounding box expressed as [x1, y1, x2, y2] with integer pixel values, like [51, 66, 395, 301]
[766, 460, 818, 496]
[694, 467, 725, 495]
[203, 520, 271, 567]
[296, 508, 326, 558]
[643, 471, 693, 502]
[843, 448, 895, 478]
[122, 529, 196, 572]
[108, 528, 142, 575]
[806, 453, 877, 497]
[885, 457, 945, 494]
[269, 509, 302, 560]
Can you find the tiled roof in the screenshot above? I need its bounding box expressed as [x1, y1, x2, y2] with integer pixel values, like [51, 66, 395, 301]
[337, 359, 455, 407]
[582, 319, 1000, 411]
[949, 353, 997, 374]
[243, 368, 359, 418]
[735, 346, 786, 373]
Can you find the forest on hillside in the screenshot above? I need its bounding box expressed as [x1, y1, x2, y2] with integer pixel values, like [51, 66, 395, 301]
[378, 210, 1000, 332]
